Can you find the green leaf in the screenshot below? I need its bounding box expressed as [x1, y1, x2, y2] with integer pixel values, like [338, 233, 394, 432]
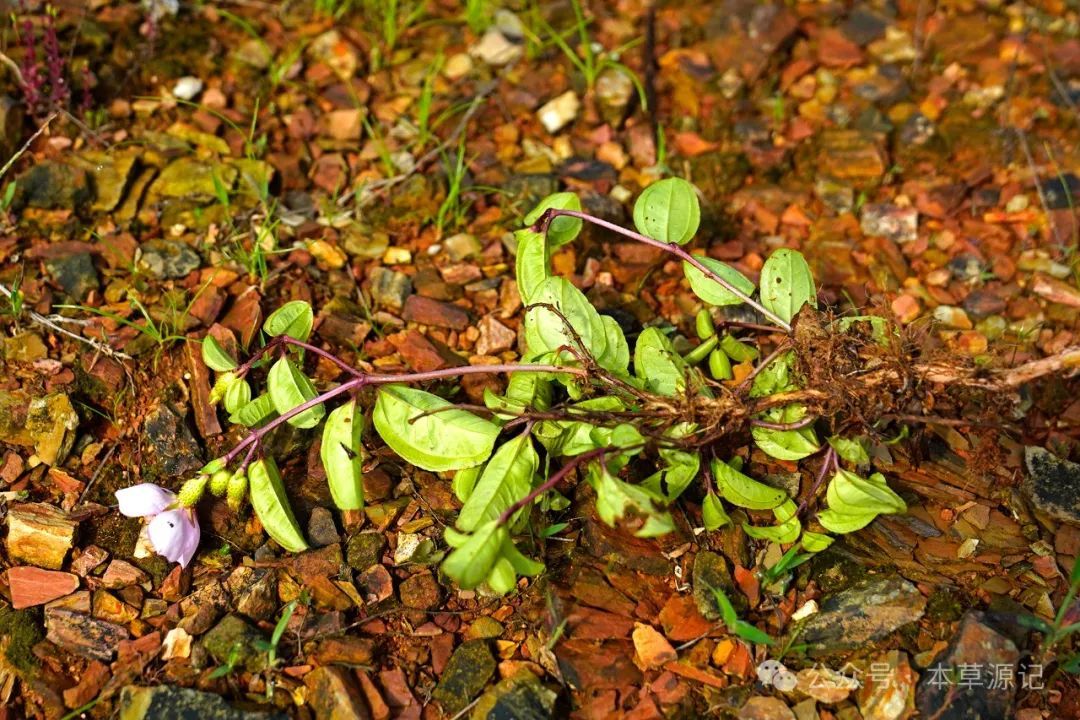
[799, 531, 834, 553]
[201, 335, 238, 371]
[719, 334, 758, 362]
[708, 585, 739, 627]
[442, 520, 507, 589]
[702, 492, 731, 530]
[742, 499, 801, 544]
[752, 404, 820, 461]
[523, 276, 607, 363]
[708, 348, 733, 380]
[524, 192, 583, 248]
[817, 508, 878, 534]
[267, 357, 325, 429]
[505, 372, 551, 410]
[248, 457, 309, 553]
[223, 378, 252, 415]
[633, 327, 686, 396]
[828, 436, 870, 466]
[758, 248, 817, 324]
[373, 385, 499, 471]
[514, 229, 550, 305]
[451, 466, 481, 503]
[500, 535, 545, 576]
[534, 396, 636, 456]
[749, 351, 797, 398]
[263, 300, 314, 341]
[596, 315, 630, 375]
[486, 556, 517, 595]
[1072, 554, 1080, 586]
[589, 462, 674, 538]
[457, 434, 538, 531]
[320, 399, 364, 511]
[712, 458, 786, 510]
[642, 446, 700, 501]
[632, 177, 700, 245]
[683, 256, 755, 306]
[733, 619, 775, 646]
[834, 315, 892, 345]
[229, 393, 276, 427]
[826, 469, 906, 515]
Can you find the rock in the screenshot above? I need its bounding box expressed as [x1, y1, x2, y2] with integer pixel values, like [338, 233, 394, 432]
[45, 252, 99, 301]
[475, 316, 516, 356]
[307, 30, 360, 79]
[814, 130, 887, 186]
[203, 614, 267, 672]
[841, 7, 890, 46]
[3, 331, 47, 363]
[595, 67, 635, 127]
[162, 627, 192, 660]
[800, 576, 926, 654]
[100, 560, 149, 589]
[399, 571, 441, 610]
[305, 666, 371, 720]
[470, 28, 522, 66]
[401, 295, 469, 330]
[738, 696, 796, 720]
[71, 149, 138, 213]
[860, 204, 917, 244]
[632, 623, 677, 670]
[1023, 447, 1080, 525]
[369, 267, 412, 310]
[13, 161, 93, 212]
[1038, 173, 1079, 210]
[693, 551, 746, 619]
[796, 666, 859, 703]
[443, 53, 473, 80]
[71, 546, 109, 577]
[1031, 274, 1080, 308]
[321, 109, 365, 142]
[138, 239, 202, 279]
[433, 640, 496, 715]
[444, 233, 482, 261]
[172, 76, 204, 101]
[346, 532, 387, 570]
[118, 685, 287, 720]
[307, 507, 341, 547]
[235, 572, 278, 622]
[146, 158, 237, 202]
[141, 403, 204, 482]
[537, 91, 580, 134]
[7, 567, 80, 609]
[471, 670, 557, 720]
[45, 607, 128, 661]
[932, 306, 972, 330]
[465, 617, 504, 641]
[915, 611, 1019, 719]
[858, 650, 916, 720]
[311, 636, 375, 666]
[0, 391, 79, 466]
[6, 502, 77, 569]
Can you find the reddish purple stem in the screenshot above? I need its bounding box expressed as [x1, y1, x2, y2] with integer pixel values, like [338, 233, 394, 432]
[536, 209, 792, 332]
[497, 447, 611, 526]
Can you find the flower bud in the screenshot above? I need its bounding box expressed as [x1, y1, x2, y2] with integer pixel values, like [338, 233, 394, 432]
[226, 471, 248, 512]
[178, 475, 209, 508]
[209, 469, 231, 497]
[209, 372, 238, 405]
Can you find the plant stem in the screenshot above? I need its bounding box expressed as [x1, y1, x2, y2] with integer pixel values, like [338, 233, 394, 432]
[797, 446, 836, 518]
[281, 336, 365, 377]
[222, 363, 585, 464]
[750, 415, 817, 431]
[497, 447, 610, 526]
[737, 342, 791, 392]
[536, 208, 792, 332]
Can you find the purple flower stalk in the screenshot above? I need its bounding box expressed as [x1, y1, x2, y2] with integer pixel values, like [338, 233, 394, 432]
[115, 484, 201, 568]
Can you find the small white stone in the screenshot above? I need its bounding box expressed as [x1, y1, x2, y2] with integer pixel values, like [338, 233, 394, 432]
[172, 76, 203, 101]
[443, 53, 474, 80]
[470, 28, 521, 66]
[537, 91, 580, 134]
[162, 627, 192, 660]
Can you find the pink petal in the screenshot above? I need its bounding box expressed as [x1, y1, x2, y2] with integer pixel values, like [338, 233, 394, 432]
[148, 509, 200, 567]
[115, 484, 176, 518]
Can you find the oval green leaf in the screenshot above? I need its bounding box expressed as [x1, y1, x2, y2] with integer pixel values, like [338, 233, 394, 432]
[263, 300, 314, 342]
[372, 385, 499, 472]
[702, 492, 731, 531]
[248, 457, 309, 553]
[826, 469, 906, 515]
[223, 377, 252, 415]
[457, 433, 538, 531]
[758, 248, 817, 324]
[633, 327, 686, 397]
[817, 508, 878, 534]
[683, 256, 755, 307]
[514, 229, 550, 305]
[201, 335, 237, 371]
[321, 399, 364, 511]
[523, 276, 607, 362]
[229, 393, 277, 427]
[632, 177, 700, 245]
[442, 520, 507, 590]
[712, 458, 786, 510]
[523, 192, 583, 249]
[267, 357, 325, 429]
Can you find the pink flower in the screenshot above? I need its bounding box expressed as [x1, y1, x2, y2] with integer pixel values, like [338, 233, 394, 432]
[115, 483, 201, 568]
